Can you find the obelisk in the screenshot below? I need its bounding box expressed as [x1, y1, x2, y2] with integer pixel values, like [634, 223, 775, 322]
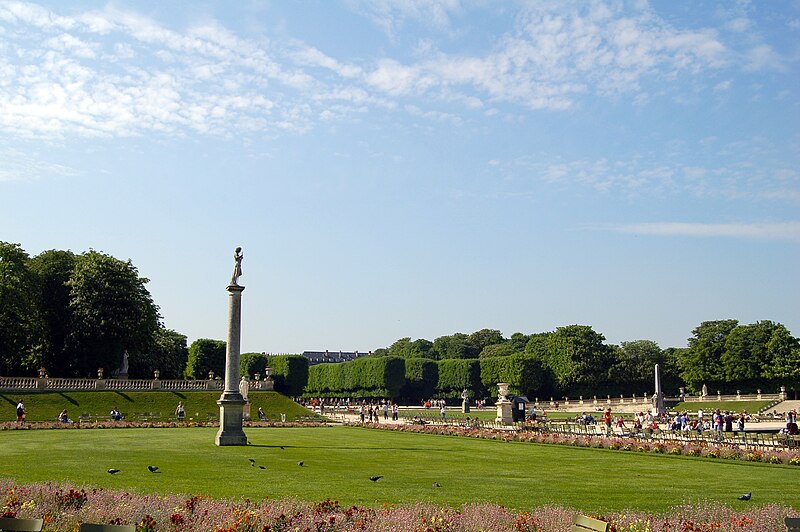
[215, 247, 248, 446]
[652, 363, 665, 417]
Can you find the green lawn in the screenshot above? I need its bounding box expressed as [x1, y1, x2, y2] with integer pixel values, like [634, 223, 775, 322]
[1, 391, 318, 422]
[1, 425, 797, 513]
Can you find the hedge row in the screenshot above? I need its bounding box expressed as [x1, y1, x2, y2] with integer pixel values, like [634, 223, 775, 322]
[305, 354, 546, 402]
[305, 356, 405, 398]
[269, 355, 309, 397]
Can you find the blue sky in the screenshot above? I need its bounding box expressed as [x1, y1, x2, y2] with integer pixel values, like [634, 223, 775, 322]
[1, 0, 798, 354]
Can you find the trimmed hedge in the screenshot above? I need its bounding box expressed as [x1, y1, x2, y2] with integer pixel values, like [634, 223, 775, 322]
[306, 356, 406, 398]
[436, 358, 482, 399]
[480, 353, 544, 398]
[401, 358, 438, 403]
[269, 355, 309, 396]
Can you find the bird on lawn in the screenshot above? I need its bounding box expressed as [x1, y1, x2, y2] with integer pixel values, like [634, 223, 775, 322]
[369, 476, 383, 482]
[259, 465, 266, 470]
[738, 492, 752, 501]
[148, 465, 159, 473]
[249, 458, 256, 466]
[432, 482, 441, 487]
[297, 461, 304, 466]
[107, 469, 120, 474]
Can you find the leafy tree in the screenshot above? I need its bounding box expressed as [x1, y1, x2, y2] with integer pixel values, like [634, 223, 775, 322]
[432, 333, 480, 360]
[479, 343, 518, 358]
[64, 251, 161, 377]
[508, 332, 531, 351]
[240, 352, 269, 379]
[0, 242, 40, 374]
[186, 339, 226, 379]
[131, 327, 188, 380]
[542, 325, 614, 395]
[468, 329, 505, 352]
[764, 325, 800, 387]
[678, 320, 738, 392]
[608, 340, 666, 394]
[387, 337, 433, 359]
[721, 321, 779, 388]
[28, 249, 77, 375]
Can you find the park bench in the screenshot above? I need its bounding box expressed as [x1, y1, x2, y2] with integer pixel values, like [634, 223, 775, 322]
[0, 517, 43, 531]
[786, 517, 800, 532]
[571, 514, 610, 532]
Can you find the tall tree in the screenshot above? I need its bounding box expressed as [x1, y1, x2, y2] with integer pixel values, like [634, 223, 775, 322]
[65, 251, 161, 377]
[432, 333, 480, 359]
[28, 249, 77, 375]
[721, 321, 778, 387]
[609, 340, 667, 394]
[0, 242, 40, 374]
[763, 324, 800, 387]
[543, 325, 614, 394]
[467, 328, 505, 352]
[679, 319, 738, 392]
[129, 327, 189, 379]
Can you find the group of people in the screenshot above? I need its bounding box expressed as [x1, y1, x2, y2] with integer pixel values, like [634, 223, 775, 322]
[356, 400, 400, 423]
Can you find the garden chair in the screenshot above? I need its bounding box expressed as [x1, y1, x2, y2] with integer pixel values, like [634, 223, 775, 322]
[786, 517, 800, 532]
[571, 514, 610, 532]
[79, 524, 136, 532]
[0, 517, 43, 531]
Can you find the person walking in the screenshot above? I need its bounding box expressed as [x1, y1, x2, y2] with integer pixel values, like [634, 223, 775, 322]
[16, 399, 25, 425]
[175, 401, 186, 422]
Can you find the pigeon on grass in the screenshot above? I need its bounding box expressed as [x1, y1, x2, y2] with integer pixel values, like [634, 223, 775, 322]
[107, 469, 121, 475]
[148, 465, 159, 473]
[738, 492, 751, 501]
[369, 476, 383, 482]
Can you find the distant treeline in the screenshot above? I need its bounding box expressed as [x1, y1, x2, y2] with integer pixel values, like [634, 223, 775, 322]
[304, 322, 799, 401]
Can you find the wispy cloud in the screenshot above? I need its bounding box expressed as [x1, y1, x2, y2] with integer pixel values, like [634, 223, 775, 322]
[597, 221, 800, 241]
[0, 1, 792, 142]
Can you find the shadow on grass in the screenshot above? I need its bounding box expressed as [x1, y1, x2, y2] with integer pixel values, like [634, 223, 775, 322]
[113, 392, 134, 403]
[57, 392, 79, 406]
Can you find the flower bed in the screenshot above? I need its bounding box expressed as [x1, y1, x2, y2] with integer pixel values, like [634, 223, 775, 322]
[1, 420, 326, 430]
[346, 422, 800, 466]
[0, 480, 795, 531]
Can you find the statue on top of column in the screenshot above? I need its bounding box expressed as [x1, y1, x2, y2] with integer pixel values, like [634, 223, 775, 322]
[231, 247, 243, 286]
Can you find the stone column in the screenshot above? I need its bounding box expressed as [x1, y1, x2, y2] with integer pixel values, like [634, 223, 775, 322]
[215, 282, 248, 446]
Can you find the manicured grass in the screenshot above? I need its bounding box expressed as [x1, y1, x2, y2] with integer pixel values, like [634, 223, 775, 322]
[1, 425, 797, 513]
[671, 400, 773, 413]
[1, 391, 317, 422]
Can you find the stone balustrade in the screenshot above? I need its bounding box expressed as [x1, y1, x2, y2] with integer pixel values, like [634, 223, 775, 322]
[0, 376, 272, 392]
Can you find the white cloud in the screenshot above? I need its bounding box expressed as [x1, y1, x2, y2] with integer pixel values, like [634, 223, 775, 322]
[602, 221, 800, 241]
[346, 0, 462, 39]
[744, 44, 784, 71]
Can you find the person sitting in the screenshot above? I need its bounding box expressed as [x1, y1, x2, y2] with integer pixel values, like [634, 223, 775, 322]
[110, 407, 123, 421]
[58, 409, 72, 423]
[258, 407, 267, 421]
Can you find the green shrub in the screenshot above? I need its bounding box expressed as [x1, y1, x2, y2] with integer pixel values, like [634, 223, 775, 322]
[401, 358, 438, 403]
[270, 355, 309, 396]
[436, 358, 482, 399]
[240, 352, 268, 378]
[305, 356, 405, 399]
[480, 353, 544, 398]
